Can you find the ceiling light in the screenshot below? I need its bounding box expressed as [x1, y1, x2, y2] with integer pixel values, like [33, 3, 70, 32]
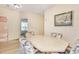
[7, 4, 22, 9]
[14, 4, 22, 8]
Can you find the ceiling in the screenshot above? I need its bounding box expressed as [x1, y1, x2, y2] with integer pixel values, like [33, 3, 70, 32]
[20, 4, 55, 14]
[7, 4, 55, 14]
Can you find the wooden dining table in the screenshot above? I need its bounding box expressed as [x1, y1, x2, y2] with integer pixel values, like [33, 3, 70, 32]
[27, 35, 69, 53]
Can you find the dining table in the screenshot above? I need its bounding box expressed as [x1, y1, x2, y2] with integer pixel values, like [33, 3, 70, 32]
[27, 35, 69, 53]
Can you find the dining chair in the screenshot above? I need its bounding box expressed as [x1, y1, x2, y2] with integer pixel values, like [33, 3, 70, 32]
[25, 31, 35, 38]
[69, 44, 79, 54]
[24, 41, 38, 54]
[65, 39, 79, 54]
[25, 32, 32, 38]
[31, 31, 35, 36]
[69, 39, 79, 48]
[51, 33, 57, 37]
[57, 33, 63, 39]
[19, 36, 27, 53]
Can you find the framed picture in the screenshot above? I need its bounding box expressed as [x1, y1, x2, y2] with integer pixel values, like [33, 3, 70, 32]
[54, 11, 72, 26]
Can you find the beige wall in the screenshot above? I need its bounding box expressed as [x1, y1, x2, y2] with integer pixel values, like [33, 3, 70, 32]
[0, 6, 20, 41]
[0, 5, 44, 41]
[20, 12, 44, 35]
[44, 5, 79, 42]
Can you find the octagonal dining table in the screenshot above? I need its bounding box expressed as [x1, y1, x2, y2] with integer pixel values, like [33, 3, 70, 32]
[27, 35, 69, 53]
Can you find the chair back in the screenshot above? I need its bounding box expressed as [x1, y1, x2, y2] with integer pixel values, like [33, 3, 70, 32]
[57, 33, 63, 39]
[24, 41, 37, 54]
[51, 33, 57, 37]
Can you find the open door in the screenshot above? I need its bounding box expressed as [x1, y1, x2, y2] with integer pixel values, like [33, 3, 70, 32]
[0, 16, 8, 42]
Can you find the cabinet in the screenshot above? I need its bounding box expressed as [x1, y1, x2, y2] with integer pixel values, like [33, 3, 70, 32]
[0, 16, 8, 41]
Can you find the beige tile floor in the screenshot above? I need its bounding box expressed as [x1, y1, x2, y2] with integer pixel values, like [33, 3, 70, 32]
[0, 39, 20, 54]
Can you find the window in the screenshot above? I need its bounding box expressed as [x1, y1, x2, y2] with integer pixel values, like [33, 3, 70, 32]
[20, 19, 28, 34]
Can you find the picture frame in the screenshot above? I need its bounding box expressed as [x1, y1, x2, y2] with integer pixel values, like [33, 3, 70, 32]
[54, 11, 72, 26]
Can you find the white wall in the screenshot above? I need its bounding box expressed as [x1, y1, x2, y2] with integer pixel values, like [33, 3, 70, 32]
[44, 5, 79, 42]
[20, 12, 44, 35]
[0, 6, 20, 41]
